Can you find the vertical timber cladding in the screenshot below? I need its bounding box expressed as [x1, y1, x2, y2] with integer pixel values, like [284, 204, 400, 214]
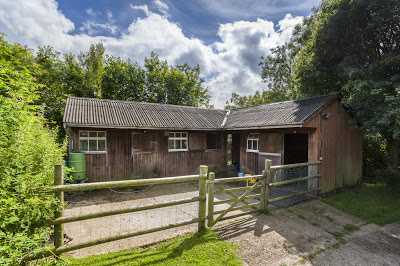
[239, 131, 284, 174]
[70, 128, 227, 181]
[304, 100, 362, 192]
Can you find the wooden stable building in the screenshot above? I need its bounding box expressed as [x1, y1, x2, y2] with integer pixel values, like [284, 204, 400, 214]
[63, 95, 362, 192]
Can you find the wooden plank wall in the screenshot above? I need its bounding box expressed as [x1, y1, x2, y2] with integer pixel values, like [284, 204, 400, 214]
[239, 131, 284, 174]
[305, 100, 362, 192]
[69, 128, 226, 181]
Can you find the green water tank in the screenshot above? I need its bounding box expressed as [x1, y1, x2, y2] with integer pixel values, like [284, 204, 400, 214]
[69, 152, 86, 181]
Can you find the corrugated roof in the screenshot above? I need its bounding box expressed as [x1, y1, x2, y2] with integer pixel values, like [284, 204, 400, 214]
[63, 97, 227, 130]
[63, 95, 336, 130]
[225, 95, 336, 129]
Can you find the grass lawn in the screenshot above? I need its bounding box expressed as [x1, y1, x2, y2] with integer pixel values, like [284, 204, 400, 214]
[322, 183, 400, 225]
[64, 230, 242, 266]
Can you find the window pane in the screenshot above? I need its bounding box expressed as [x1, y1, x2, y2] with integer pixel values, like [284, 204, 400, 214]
[80, 131, 88, 138]
[175, 140, 181, 150]
[168, 139, 175, 150]
[89, 131, 97, 138]
[89, 139, 97, 151]
[182, 140, 187, 149]
[97, 131, 105, 138]
[98, 140, 106, 151]
[80, 140, 88, 151]
[247, 140, 251, 150]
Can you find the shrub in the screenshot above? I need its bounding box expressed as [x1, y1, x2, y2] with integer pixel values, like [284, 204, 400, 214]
[0, 36, 64, 265]
[362, 134, 387, 181]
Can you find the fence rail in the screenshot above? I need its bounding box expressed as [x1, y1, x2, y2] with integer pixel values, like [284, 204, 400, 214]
[30, 160, 321, 261]
[50, 164, 208, 257]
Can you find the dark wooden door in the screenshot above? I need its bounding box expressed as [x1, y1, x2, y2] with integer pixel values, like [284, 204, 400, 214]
[109, 130, 132, 179]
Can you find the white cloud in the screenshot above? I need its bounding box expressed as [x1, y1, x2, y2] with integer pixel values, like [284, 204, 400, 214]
[0, 0, 303, 107]
[197, 0, 319, 19]
[80, 10, 119, 35]
[80, 21, 119, 35]
[153, 0, 169, 16]
[130, 4, 150, 17]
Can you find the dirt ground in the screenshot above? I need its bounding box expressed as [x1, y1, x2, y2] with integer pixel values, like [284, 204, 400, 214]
[63, 185, 400, 265]
[216, 201, 400, 265]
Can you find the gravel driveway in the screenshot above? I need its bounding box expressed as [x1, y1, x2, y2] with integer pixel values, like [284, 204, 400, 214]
[64, 186, 400, 265]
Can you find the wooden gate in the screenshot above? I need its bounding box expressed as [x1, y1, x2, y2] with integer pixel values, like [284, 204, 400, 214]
[206, 160, 321, 227]
[206, 160, 272, 227]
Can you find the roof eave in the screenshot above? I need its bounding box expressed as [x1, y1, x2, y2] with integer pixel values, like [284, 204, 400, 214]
[224, 123, 304, 131]
[64, 123, 223, 131]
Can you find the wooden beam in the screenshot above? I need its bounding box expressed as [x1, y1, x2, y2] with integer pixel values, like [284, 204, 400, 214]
[198, 165, 208, 232]
[54, 218, 200, 254]
[53, 197, 199, 224]
[207, 172, 215, 227]
[54, 165, 64, 249]
[53, 174, 199, 192]
[212, 175, 263, 184]
[269, 175, 320, 187]
[270, 161, 321, 170]
[213, 194, 261, 206]
[217, 185, 261, 194]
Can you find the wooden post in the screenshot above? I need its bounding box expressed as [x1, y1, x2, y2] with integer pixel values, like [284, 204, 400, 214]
[198, 165, 208, 232]
[207, 172, 215, 227]
[260, 159, 272, 211]
[54, 165, 64, 249]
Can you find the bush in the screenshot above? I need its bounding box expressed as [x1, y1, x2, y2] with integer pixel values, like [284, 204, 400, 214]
[0, 37, 64, 265]
[362, 134, 387, 181]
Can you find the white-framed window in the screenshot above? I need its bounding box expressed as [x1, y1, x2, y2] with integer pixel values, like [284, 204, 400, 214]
[247, 135, 259, 153]
[168, 132, 188, 152]
[79, 131, 107, 153]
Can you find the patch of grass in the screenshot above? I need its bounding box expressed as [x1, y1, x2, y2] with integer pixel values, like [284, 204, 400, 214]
[64, 230, 242, 266]
[322, 183, 400, 225]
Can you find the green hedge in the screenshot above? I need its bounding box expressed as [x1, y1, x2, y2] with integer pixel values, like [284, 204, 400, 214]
[0, 37, 64, 265]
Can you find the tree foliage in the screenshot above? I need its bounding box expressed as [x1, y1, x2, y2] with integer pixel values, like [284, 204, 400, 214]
[292, 0, 400, 170]
[103, 53, 209, 106]
[34, 47, 210, 135]
[0, 36, 64, 265]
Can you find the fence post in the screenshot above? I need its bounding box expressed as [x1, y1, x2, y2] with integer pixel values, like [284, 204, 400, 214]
[54, 164, 64, 249]
[198, 165, 208, 232]
[260, 159, 272, 211]
[207, 172, 215, 227]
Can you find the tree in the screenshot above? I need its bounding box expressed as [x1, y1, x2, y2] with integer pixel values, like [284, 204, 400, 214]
[102, 56, 146, 101]
[292, 0, 400, 171]
[225, 90, 288, 109]
[143, 53, 209, 106]
[35, 46, 67, 130]
[81, 43, 105, 98]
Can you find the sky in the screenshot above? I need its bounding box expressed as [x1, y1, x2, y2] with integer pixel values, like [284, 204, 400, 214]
[0, 0, 320, 107]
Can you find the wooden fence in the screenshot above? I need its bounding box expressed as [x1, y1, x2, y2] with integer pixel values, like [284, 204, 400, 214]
[206, 160, 321, 227]
[30, 160, 320, 260]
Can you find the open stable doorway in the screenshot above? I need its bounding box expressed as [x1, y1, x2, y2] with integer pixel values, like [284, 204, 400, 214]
[284, 133, 308, 164]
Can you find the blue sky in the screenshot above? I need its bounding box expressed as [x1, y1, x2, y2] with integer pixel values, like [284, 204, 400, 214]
[0, 0, 320, 106]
